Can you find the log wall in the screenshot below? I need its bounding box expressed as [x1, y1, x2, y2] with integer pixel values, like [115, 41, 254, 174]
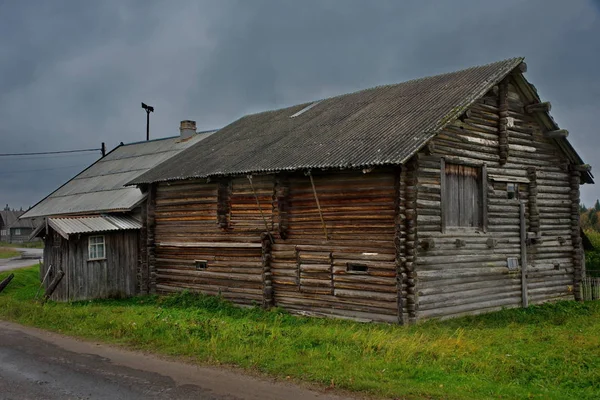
[271, 170, 399, 322]
[42, 230, 139, 301]
[152, 177, 271, 305]
[415, 78, 577, 319]
[151, 170, 399, 322]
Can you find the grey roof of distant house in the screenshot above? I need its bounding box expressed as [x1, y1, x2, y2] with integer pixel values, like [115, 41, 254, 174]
[21, 131, 215, 219]
[8, 216, 40, 229]
[130, 57, 592, 186]
[0, 210, 23, 227]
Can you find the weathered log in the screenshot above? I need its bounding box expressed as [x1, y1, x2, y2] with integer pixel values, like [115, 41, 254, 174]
[43, 270, 65, 304]
[524, 101, 551, 114]
[544, 129, 569, 139]
[0, 273, 14, 294]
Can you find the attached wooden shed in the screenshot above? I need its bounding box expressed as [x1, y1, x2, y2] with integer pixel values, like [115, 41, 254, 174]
[130, 57, 593, 322]
[39, 215, 141, 301]
[22, 126, 215, 301]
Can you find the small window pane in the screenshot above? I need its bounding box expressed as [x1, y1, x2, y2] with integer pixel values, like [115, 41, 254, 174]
[89, 236, 105, 259]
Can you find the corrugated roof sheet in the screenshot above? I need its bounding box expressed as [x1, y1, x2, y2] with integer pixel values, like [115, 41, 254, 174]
[130, 58, 526, 185]
[48, 215, 142, 239]
[22, 131, 215, 218]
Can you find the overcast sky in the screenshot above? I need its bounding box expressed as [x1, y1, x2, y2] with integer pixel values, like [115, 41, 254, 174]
[1, 0, 599, 209]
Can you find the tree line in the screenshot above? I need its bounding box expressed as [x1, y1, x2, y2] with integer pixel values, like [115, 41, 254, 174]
[580, 200, 600, 232]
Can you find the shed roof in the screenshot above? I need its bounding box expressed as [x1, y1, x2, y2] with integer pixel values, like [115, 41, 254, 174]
[38, 215, 143, 240]
[130, 57, 591, 185]
[21, 131, 215, 219]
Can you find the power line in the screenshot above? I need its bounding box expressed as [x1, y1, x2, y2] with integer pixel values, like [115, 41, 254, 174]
[0, 148, 100, 157]
[0, 163, 90, 175]
[0, 152, 100, 162]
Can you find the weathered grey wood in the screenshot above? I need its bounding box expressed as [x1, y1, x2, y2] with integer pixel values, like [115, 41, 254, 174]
[158, 241, 263, 248]
[525, 101, 551, 114]
[544, 129, 569, 139]
[520, 201, 529, 308]
[0, 273, 14, 294]
[43, 270, 65, 304]
[440, 158, 446, 233]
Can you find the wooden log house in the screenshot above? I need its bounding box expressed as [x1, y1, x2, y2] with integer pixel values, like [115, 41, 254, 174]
[129, 58, 593, 322]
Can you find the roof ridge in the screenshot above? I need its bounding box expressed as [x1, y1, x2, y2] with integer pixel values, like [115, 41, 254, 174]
[240, 57, 524, 118]
[122, 130, 218, 147]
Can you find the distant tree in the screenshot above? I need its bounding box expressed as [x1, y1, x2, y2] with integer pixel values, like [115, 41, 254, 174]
[595, 200, 600, 212]
[589, 211, 599, 230]
[580, 203, 588, 213]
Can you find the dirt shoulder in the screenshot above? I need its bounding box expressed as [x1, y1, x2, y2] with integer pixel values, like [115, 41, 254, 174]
[0, 321, 362, 400]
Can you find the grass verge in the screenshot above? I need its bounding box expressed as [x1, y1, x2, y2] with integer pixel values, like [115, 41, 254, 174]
[0, 248, 20, 259]
[0, 240, 44, 249]
[0, 266, 599, 400]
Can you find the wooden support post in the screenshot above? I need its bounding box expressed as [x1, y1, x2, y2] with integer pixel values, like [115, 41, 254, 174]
[274, 176, 290, 239]
[261, 232, 274, 309]
[394, 167, 406, 325]
[35, 264, 53, 300]
[526, 167, 540, 237]
[0, 273, 14, 294]
[520, 201, 528, 308]
[404, 158, 418, 323]
[43, 270, 65, 304]
[569, 167, 583, 301]
[217, 179, 231, 229]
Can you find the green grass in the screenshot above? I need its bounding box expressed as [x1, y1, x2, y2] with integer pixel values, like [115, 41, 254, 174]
[0, 240, 43, 249]
[0, 248, 20, 259]
[1, 266, 599, 400]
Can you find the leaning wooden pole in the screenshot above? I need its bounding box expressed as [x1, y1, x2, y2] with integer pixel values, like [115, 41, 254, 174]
[0, 273, 15, 294]
[35, 264, 53, 300]
[42, 270, 65, 304]
[520, 201, 528, 308]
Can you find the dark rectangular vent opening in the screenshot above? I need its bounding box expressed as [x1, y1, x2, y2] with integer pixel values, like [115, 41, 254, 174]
[195, 260, 208, 270]
[347, 263, 368, 273]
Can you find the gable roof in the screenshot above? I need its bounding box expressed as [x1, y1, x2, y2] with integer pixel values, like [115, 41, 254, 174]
[130, 57, 592, 186]
[8, 216, 40, 230]
[0, 209, 22, 228]
[129, 58, 526, 185]
[21, 132, 215, 219]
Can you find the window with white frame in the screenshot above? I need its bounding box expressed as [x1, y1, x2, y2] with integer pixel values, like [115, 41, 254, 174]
[14, 228, 21, 235]
[88, 235, 105, 260]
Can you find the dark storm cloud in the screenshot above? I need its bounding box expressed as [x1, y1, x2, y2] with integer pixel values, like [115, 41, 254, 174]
[0, 0, 599, 208]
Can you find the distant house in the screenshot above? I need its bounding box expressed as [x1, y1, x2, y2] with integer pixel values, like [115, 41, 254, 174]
[0, 206, 21, 242]
[0, 206, 39, 243]
[22, 122, 215, 301]
[7, 215, 41, 243]
[129, 58, 593, 323]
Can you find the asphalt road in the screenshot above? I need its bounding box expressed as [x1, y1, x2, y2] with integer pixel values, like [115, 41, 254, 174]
[0, 321, 357, 400]
[0, 248, 43, 272]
